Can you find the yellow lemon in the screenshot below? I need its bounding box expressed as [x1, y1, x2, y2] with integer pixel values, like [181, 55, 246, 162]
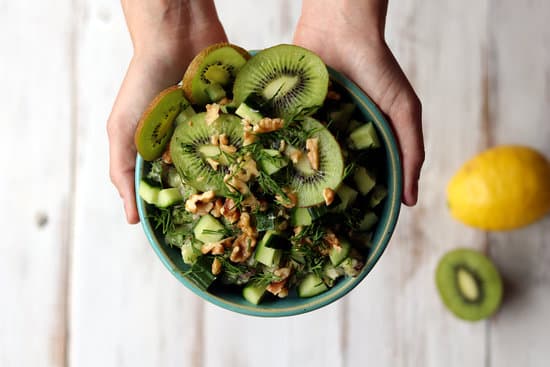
[447, 145, 550, 230]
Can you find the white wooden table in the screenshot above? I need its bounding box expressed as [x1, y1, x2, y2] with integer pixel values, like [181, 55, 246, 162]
[2, 1, 549, 366]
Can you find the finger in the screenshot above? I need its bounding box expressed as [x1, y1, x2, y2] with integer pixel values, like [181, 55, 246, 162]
[388, 93, 424, 206]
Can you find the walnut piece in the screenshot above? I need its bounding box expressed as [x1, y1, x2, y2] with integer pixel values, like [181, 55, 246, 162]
[210, 134, 219, 146]
[221, 198, 240, 223]
[266, 279, 289, 298]
[210, 198, 224, 218]
[275, 188, 297, 209]
[323, 187, 336, 206]
[211, 258, 222, 275]
[185, 190, 216, 215]
[306, 137, 319, 170]
[206, 158, 219, 171]
[323, 230, 341, 250]
[229, 233, 257, 263]
[162, 142, 172, 164]
[205, 103, 220, 125]
[243, 130, 256, 146]
[201, 242, 225, 255]
[252, 117, 285, 133]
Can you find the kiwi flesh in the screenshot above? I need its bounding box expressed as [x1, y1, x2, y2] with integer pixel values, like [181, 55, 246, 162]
[182, 43, 250, 105]
[288, 117, 344, 207]
[134, 86, 192, 161]
[232, 44, 329, 120]
[170, 112, 243, 195]
[436, 248, 503, 321]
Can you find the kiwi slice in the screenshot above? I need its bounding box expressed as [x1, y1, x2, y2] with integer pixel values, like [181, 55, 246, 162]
[436, 248, 503, 321]
[233, 44, 329, 120]
[134, 86, 191, 161]
[182, 43, 250, 105]
[170, 112, 243, 195]
[288, 117, 344, 207]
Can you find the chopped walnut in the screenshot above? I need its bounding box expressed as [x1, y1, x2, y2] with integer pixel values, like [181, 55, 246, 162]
[229, 233, 257, 263]
[206, 158, 219, 171]
[224, 174, 249, 194]
[286, 148, 302, 164]
[274, 267, 291, 280]
[219, 134, 229, 146]
[241, 194, 260, 211]
[210, 198, 224, 218]
[323, 230, 341, 250]
[241, 119, 253, 132]
[306, 137, 319, 170]
[252, 117, 285, 133]
[201, 242, 225, 255]
[205, 103, 220, 125]
[237, 212, 257, 238]
[218, 97, 231, 105]
[278, 139, 286, 152]
[220, 143, 237, 154]
[326, 90, 341, 101]
[238, 155, 259, 181]
[266, 278, 289, 298]
[221, 198, 240, 223]
[275, 188, 297, 209]
[162, 142, 172, 164]
[323, 188, 336, 206]
[185, 190, 216, 215]
[259, 200, 269, 212]
[210, 134, 219, 146]
[211, 258, 222, 275]
[243, 130, 256, 146]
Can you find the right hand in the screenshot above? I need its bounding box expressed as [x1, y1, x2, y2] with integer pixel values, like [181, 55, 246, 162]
[107, 0, 227, 224]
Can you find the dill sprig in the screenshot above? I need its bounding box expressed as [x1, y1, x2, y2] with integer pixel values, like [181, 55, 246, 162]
[148, 206, 175, 234]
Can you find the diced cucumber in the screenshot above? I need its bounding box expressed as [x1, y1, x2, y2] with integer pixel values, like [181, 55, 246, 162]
[186, 256, 217, 291]
[329, 239, 351, 266]
[255, 211, 277, 232]
[290, 207, 312, 226]
[166, 167, 182, 188]
[341, 256, 363, 277]
[348, 122, 381, 150]
[324, 263, 345, 282]
[359, 211, 378, 231]
[139, 180, 160, 205]
[193, 214, 225, 244]
[346, 119, 363, 134]
[235, 101, 264, 123]
[204, 83, 226, 102]
[156, 188, 183, 208]
[307, 205, 328, 220]
[243, 283, 267, 305]
[255, 231, 283, 266]
[369, 185, 388, 207]
[290, 245, 305, 264]
[298, 273, 328, 298]
[181, 239, 202, 264]
[259, 149, 288, 175]
[331, 184, 358, 212]
[329, 103, 356, 131]
[353, 166, 376, 195]
[261, 230, 290, 250]
[174, 105, 196, 126]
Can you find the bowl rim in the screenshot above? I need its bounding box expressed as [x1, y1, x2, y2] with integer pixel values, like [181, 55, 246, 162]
[135, 66, 402, 317]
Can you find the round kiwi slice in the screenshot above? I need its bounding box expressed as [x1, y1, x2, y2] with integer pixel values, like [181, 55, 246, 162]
[436, 248, 503, 321]
[233, 44, 329, 120]
[134, 86, 191, 161]
[170, 112, 243, 195]
[288, 117, 344, 207]
[182, 43, 250, 105]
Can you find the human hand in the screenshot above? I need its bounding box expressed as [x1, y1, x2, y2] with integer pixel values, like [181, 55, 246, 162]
[108, 0, 227, 223]
[293, 0, 424, 206]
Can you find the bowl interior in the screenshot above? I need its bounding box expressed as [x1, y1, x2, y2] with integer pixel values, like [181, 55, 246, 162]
[135, 68, 402, 317]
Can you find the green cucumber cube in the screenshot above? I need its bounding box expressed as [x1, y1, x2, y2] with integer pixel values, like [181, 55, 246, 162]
[193, 214, 225, 244]
[353, 166, 376, 195]
[348, 122, 381, 150]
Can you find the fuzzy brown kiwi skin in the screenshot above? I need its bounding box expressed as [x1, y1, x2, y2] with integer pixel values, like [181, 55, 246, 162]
[181, 42, 250, 103]
[134, 85, 182, 161]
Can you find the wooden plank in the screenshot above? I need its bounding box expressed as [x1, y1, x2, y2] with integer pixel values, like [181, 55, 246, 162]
[0, 1, 73, 366]
[345, 1, 490, 366]
[488, 1, 550, 366]
[68, 2, 204, 366]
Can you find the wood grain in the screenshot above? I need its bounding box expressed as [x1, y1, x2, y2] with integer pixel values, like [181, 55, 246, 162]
[0, 1, 74, 366]
[488, 1, 550, 366]
[68, 2, 203, 366]
[345, 1, 490, 366]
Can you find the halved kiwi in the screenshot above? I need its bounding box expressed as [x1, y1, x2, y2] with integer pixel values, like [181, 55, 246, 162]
[288, 117, 344, 207]
[134, 86, 191, 161]
[170, 112, 243, 195]
[436, 248, 503, 321]
[233, 44, 329, 120]
[182, 43, 250, 105]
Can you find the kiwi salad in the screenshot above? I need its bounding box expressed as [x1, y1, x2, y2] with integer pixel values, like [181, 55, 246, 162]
[136, 43, 388, 305]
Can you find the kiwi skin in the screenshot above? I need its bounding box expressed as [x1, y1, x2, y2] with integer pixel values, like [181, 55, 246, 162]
[435, 248, 503, 322]
[182, 42, 250, 104]
[134, 86, 188, 161]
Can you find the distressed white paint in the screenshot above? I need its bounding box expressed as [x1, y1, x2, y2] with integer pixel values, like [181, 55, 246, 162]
[1, 0, 550, 366]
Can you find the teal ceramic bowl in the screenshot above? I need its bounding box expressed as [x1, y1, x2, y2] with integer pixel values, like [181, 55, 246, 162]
[135, 67, 402, 317]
